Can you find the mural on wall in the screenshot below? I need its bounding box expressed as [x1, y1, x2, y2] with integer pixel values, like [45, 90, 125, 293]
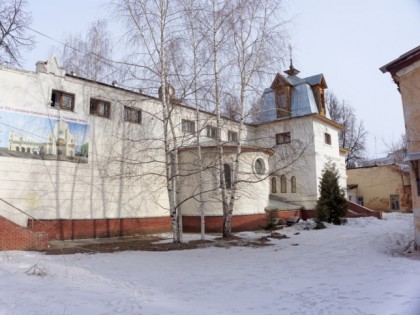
[0, 106, 89, 163]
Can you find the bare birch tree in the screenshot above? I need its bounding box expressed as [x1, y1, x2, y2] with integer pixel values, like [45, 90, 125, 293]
[178, 0, 210, 240]
[61, 19, 114, 81]
[327, 91, 367, 168]
[195, 0, 288, 237]
[223, 0, 288, 237]
[114, 0, 293, 239]
[0, 0, 34, 65]
[115, 0, 185, 242]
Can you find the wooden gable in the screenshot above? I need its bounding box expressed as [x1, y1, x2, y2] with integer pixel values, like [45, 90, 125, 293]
[270, 74, 292, 118]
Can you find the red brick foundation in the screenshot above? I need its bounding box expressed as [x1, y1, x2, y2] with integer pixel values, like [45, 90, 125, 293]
[301, 202, 382, 220]
[29, 217, 172, 241]
[183, 210, 301, 233]
[346, 201, 382, 219]
[0, 216, 48, 251]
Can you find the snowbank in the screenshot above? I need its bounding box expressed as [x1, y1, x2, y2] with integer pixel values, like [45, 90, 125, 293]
[0, 213, 419, 315]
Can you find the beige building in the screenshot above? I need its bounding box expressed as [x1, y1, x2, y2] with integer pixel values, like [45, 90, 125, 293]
[381, 45, 420, 249]
[347, 164, 411, 212]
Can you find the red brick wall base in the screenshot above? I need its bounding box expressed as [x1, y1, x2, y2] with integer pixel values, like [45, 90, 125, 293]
[301, 202, 382, 221]
[29, 217, 172, 241]
[0, 216, 48, 251]
[183, 210, 301, 233]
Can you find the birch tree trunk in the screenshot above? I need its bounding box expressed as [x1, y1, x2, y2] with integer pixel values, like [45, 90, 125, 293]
[118, 0, 183, 243]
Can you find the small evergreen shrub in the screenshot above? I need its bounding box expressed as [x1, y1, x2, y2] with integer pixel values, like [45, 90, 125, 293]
[315, 161, 348, 229]
[265, 211, 279, 231]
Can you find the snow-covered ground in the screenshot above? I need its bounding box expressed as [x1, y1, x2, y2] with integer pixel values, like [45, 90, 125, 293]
[1, 213, 420, 315]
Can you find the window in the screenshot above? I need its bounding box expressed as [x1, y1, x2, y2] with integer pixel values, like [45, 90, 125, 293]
[276, 91, 289, 118]
[390, 195, 400, 211]
[90, 98, 110, 118]
[275, 84, 291, 118]
[291, 176, 297, 193]
[324, 133, 331, 145]
[254, 158, 265, 175]
[281, 175, 287, 193]
[224, 164, 232, 189]
[51, 90, 75, 111]
[206, 126, 219, 139]
[182, 119, 195, 134]
[228, 130, 238, 143]
[271, 177, 277, 193]
[124, 106, 142, 124]
[356, 196, 364, 206]
[276, 132, 291, 145]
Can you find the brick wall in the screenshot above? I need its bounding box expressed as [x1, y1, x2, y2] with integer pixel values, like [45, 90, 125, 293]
[183, 211, 301, 233]
[347, 201, 382, 219]
[0, 216, 48, 251]
[302, 202, 382, 220]
[29, 216, 172, 241]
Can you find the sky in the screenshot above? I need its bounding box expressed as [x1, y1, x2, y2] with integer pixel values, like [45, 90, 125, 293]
[22, 0, 420, 159]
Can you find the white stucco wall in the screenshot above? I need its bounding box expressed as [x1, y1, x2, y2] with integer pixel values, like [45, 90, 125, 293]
[0, 58, 347, 227]
[0, 63, 169, 225]
[178, 148, 271, 216]
[250, 116, 346, 209]
[313, 119, 347, 197]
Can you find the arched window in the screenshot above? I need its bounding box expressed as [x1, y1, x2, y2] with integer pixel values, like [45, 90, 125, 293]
[16, 146, 20, 152]
[224, 164, 232, 189]
[291, 176, 297, 193]
[27, 147, 31, 153]
[271, 177, 277, 193]
[281, 175, 287, 193]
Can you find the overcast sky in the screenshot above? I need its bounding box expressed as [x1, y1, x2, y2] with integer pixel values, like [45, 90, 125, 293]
[23, 0, 420, 159]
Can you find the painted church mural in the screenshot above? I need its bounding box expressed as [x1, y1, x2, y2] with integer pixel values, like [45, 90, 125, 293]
[0, 107, 89, 163]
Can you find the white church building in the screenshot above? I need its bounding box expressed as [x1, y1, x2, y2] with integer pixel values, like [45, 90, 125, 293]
[0, 56, 348, 248]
